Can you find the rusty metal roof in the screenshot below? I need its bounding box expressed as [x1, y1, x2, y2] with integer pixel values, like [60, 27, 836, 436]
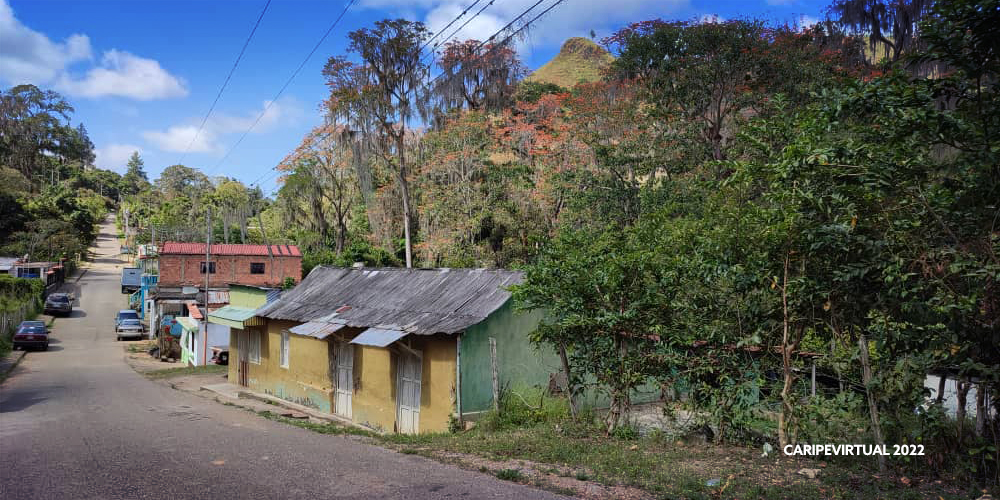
[288, 321, 345, 339]
[160, 242, 301, 257]
[256, 266, 523, 335]
[207, 290, 229, 305]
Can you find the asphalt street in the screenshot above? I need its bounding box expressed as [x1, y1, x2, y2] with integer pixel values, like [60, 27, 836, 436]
[0, 220, 566, 500]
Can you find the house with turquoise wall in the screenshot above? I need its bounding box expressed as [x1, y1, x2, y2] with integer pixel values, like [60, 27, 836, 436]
[247, 266, 567, 433]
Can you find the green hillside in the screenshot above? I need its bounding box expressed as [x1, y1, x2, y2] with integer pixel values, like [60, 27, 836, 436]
[526, 37, 614, 88]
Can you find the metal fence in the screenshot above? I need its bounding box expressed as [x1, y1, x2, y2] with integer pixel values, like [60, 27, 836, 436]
[1, 302, 35, 340]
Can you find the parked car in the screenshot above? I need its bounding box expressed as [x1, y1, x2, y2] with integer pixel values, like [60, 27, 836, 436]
[115, 309, 139, 327]
[116, 318, 145, 341]
[13, 321, 49, 351]
[43, 293, 73, 316]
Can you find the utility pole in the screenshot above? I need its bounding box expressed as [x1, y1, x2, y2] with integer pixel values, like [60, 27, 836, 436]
[203, 207, 212, 366]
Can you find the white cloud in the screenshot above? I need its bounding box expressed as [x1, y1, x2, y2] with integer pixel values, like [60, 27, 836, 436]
[142, 98, 301, 154]
[0, 0, 91, 83]
[56, 49, 188, 100]
[143, 126, 217, 154]
[798, 15, 819, 29]
[366, 0, 689, 51]
[95, 143, 142, 172]
[0, 0, 186, 100]
[699, 14, 725, 24]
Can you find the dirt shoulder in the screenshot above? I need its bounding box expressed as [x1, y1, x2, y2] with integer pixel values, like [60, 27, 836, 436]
[121, 343, 983, 500]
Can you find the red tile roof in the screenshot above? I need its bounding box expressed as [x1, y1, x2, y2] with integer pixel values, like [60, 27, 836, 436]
[160, 242, 301, 257]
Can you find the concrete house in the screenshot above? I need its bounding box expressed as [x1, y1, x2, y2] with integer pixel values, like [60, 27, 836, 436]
[238, 266, 554, 434]
[152, 242, 301, 366]
[207, 284, 279, 372]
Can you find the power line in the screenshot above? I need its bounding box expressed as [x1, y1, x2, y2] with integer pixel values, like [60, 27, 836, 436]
[254, 0, 566, 195]
[420, 0, 489, 57]
[423, 0, 498, 64]
[179, 0, 272, 166]
[428, 0, 566, 88]
[211, 0, 358, 177]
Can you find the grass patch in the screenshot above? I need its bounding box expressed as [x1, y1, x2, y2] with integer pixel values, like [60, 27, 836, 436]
[256, 410, 375, 438]
[495, 469, 525, 482]
[145, 364, 226, 379]
[126, 340, 156, 353]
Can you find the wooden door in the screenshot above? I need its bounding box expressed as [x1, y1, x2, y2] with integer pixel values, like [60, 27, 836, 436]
[396, 350, 422, 434]
[237, 330, 249, 387]
[335, 341, 353, 419]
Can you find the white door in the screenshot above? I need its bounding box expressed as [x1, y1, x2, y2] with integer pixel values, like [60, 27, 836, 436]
[397, 350, 422, 434]
[335, 342, 353, 419]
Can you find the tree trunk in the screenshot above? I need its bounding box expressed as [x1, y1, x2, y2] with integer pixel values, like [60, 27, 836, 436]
[397, 135, 413, 268]
[976, 383, 986, 438]
[605, 334, 630, 434]
[557, 342, 577, 419]
[778, 254, 795, 449]
[956, 378, 970, 442]
[936, 374, 947, 404]
[858, 333, 887, 473]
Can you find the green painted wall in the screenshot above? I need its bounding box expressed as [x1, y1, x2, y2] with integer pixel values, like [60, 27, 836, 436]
[460, 301, 554, 413]
[229, 285, 268, 309]
[459, 302, 662, 414]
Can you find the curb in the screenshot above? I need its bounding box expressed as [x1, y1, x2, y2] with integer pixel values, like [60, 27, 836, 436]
[198, 383, 367, 431]
[0, 350, 27, 383]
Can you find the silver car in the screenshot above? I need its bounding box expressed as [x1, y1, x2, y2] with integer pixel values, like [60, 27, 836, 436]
[116, 318, 145, 341]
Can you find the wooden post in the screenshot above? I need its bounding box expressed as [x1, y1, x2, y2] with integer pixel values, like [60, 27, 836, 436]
[489, 337, 499, 412]
[811, 362, 816, 397]
[858, 334, 886, 472]
[455, 335, 462, 424]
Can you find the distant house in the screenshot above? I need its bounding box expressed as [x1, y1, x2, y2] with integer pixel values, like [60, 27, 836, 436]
[151, 242, 301, 365]
[243, 266, 554, 434]
[0, 257, 17, 275]
[207, 284, 278, 371]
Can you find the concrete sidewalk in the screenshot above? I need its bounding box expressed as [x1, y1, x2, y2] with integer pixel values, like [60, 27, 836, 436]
[0, 350, 27, 383]
[197, 380, 365, 430]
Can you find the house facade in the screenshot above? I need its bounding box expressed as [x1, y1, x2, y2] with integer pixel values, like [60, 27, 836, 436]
[238, 266, 554, 434]
[153, 242, 301, 366]
[157, 242, 301, 289]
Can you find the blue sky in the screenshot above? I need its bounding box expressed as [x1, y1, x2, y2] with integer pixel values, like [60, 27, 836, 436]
[1, 0, 830, 195]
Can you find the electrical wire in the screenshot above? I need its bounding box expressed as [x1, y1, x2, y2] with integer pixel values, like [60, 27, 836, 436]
[179, 0, 273, 165]
[211, 0, 358, 178]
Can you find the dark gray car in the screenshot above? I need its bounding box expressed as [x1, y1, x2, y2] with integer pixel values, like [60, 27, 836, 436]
[44, 293, 73, 316]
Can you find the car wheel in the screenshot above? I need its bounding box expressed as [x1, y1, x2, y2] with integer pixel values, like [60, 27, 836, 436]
[42, 344, 48, 351]
[117, 335, 122, 341]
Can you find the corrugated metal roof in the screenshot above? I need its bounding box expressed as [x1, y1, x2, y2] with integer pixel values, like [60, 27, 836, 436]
[160, 242, 302, 257]
[176, 316, 199, 331]
[208, 306, 257, 322]
[256, 266, 523, 335]
[186, 302, 204, 319]
[350, 328, 406, 347]
[289, 321, 344, 339]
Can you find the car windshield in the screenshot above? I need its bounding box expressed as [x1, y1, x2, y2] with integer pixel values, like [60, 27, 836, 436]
[121, 319, 141, 326]
[19, 326, 47, 334]
[21, 321, 45, 327]
[49, 295, 69, 302]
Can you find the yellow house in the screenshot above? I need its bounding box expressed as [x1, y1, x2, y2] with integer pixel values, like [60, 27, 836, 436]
[239, 266, 535, 434]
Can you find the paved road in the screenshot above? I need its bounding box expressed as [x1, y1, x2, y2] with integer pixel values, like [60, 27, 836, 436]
[0, 221, 566, 500]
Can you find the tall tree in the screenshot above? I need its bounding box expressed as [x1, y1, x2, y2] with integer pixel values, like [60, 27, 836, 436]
[324, 19, 430, 268]
[430, 39, 525, 117]
[827, 0, 933, 63]
[121, 151, 149, 195]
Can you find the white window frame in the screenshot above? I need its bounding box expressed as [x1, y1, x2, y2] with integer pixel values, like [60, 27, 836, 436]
[279, 330, 290, 369]
[247, 329, 261, 365]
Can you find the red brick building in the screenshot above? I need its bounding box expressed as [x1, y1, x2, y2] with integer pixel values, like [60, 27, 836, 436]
[158, 242, 302, 288]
